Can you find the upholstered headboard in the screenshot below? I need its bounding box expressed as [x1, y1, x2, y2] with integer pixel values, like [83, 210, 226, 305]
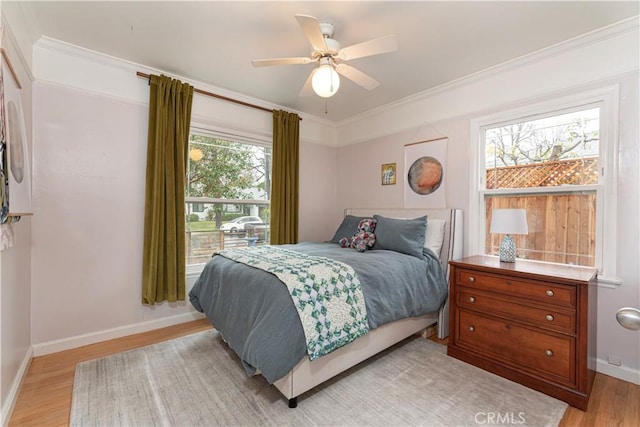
[344, 208, 463, 279]
[344, 208, 463, 338]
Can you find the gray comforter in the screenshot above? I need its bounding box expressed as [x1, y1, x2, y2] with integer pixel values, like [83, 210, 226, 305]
[189, 242, 447, 383]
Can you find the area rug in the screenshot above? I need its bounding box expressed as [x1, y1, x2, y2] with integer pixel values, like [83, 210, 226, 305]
[71, 330, 567, 426]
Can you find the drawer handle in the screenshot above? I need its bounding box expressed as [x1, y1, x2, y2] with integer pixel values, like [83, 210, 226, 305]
[469, 326, 475, 332]
[546, 290, 555, 297]
[545, 349, 554, 357]
[469, 296, 476, 303]
[546, 314, 554, 322]
[468, 277, 476, 283]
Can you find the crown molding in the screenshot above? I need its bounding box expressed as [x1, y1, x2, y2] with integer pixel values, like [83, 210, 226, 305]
[33, 36, 337, 135]
[33, 36, 275, 112]
[30, 14, 638, 148]
[339, 16, 640, 130]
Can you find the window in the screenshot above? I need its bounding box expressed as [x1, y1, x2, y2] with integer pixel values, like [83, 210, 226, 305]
[185, 129, 271, 266]
[485, 107, 599, 265]
[469, 87, 619, 282]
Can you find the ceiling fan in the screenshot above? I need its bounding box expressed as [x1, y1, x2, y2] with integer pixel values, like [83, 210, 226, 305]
[252, 14, 398, 98]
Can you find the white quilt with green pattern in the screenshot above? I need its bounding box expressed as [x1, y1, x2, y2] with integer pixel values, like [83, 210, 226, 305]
[216, 245, 369, 360]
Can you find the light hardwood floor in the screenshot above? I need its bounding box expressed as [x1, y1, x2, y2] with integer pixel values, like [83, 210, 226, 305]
[9, 319, 213, 427]
[9, 319, 640, 426]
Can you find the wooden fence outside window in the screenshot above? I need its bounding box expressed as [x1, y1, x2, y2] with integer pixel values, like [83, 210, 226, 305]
[485, 157, 598, 267]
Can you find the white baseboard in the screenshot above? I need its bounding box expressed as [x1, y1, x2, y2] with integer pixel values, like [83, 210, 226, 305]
[32, 311, 206, 357]
[1, 346, 33, 427]
[596, 358, 640, 385]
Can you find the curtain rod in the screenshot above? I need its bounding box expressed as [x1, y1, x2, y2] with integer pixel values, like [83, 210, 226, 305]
[1, 48, 22, 89]
[136, 71, 301, 120]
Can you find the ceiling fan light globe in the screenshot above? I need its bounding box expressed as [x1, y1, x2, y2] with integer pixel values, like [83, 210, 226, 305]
[312, 64, 340, 98]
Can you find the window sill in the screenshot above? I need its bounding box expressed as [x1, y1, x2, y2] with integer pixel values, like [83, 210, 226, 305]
[596, 275, 623, 288]
[187, 263, 206, 280]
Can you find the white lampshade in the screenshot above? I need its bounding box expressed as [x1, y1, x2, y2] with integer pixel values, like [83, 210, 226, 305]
[312, 63, 340, 98]
[490, 209, 528, 235]
[490, 209, 528, 262]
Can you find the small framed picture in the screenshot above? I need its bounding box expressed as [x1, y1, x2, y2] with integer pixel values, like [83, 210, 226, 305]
[381, 163, 396, 185]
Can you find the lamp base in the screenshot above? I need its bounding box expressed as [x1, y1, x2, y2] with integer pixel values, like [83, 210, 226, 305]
[499, 235, 516, 262]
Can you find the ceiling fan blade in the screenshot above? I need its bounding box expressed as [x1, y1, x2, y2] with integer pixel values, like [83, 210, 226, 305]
[335, 64, 379, 90]
[337, 35, 398, 61]
[252, 57, 313, 67]
[295, 14, 328, 52]
[299, 69, 315, 96]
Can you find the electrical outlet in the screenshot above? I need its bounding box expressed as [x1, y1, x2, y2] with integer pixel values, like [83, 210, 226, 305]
[607, 355, 622, 366]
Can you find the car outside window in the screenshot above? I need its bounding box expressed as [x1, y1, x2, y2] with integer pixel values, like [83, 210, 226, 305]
[185, 131, 271, 266]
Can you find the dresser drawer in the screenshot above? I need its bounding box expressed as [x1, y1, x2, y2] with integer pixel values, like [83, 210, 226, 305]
[456, 269, 576, 308]
[457, 310, 575, 385]
[457, 288, 576, 334]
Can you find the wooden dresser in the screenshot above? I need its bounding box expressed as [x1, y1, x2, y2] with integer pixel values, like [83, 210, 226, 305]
[447, 255, 597, 410]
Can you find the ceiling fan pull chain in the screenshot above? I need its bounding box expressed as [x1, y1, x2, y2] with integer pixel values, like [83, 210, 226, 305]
[324, 99, 328, 115]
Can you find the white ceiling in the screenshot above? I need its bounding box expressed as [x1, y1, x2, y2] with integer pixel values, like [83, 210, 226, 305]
[19, 1, 640, 122]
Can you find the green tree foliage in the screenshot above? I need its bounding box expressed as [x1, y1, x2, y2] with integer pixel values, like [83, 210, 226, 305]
[187, 135, 270, 228]
[188, 136, 255, 199]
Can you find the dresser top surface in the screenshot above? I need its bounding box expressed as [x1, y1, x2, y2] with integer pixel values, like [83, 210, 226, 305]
[451, 255, 597, 284]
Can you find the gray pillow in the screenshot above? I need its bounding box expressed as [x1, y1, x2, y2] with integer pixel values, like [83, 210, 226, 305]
[330, 215, 366, 243]
[373, 214, 428, 259]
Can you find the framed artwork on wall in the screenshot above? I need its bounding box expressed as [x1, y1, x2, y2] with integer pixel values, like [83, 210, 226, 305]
[381, 163, 396, 185]
[404, 137, 448, 208]
[1, 47, 31, 217]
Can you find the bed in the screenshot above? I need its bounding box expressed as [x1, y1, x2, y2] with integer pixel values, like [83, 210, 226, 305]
[189, 208, 463, 408]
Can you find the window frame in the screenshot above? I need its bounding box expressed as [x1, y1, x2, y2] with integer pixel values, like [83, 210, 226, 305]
[185, 125, 272, 276]
[468, 86, 620, 285]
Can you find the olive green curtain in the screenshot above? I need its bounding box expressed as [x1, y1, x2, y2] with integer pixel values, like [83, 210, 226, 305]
[142, 75, 194, 305]
[270, 110, 300, 244]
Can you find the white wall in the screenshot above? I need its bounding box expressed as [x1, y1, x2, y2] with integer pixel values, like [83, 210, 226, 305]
[336, 21, 640, 384]
[30, 39, 338, 353]
[337, 117, 470, 227]
[2, 12, 638, 424]
[337, 17, 640, 147]
[299, 141, 339, 242]
[0, 12, 34, 425]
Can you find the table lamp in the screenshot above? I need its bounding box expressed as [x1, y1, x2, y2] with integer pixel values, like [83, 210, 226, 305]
[490, 209, 528, 262]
